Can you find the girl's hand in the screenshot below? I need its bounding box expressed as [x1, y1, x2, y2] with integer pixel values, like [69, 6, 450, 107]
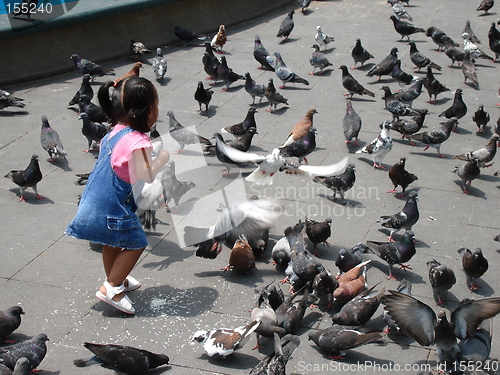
[155, 150, 170, 166]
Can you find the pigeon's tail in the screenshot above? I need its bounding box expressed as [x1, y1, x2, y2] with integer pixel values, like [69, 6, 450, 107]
[377, 216, 395, 227]
[138, 209, 157, 231]
[246, 168, 276, 186]
[451, 153, 472, 162]
[198, 135, 212, 145]
[290, 75, 309, 85]
[415, 28, 425, 33]
[73, 356, 102, 368]
[430, 62, 442, 71]
[362, 88, 375, 97]
[9, 99, 25, 108]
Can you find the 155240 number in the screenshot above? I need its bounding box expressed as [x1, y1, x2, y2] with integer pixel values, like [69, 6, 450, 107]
[7, 2, 53, 15]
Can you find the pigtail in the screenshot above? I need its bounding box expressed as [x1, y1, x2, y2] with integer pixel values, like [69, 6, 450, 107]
[98, 81, 124, 126]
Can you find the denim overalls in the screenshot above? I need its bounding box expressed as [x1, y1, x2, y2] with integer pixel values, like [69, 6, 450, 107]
[66, 126, 148, 250]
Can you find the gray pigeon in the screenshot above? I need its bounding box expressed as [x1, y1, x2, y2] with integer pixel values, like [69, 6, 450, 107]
[221, 107, 258, 136]
[452, 134, 498, 168]
[380, 86, 420, 121]
[463, 20, 481, 44]
[73, 342, 169, 374]
[339, 65, 375, 99]
[477, 0, 494, 14]
[79, 112, 108, 152]
[272, 222, 304, 267]
[313, 164, 356, 204]
[250, 333, 300, 375]
[331, 285, 386, 326]
[278, 126, 317, 164]
[0, 334, 49, 372]
[275, 287, 310, 334]
[68, 74, 93, 106]
[217, 56, 244, 92]
[342, 100, 362, 145]
[265, 78, 289, 113]
[0, 90, 25, 110]
[390, 59, 415, 88]
[367, 47, 398, 80]
[4, 154, 43, 202]
[244, 72, 266, 105]
[276, 10, 294, 40]
[393, 76, 425, 107]
[0, 357, 29, 375]
[152, 48, 167, 80]
[40, 116, 67, 161]
[408, 42, 441, 72]
[426, 26, 459, 51]
[388, 0, 412, 21]
[427, 259, 456, 306]
[335, 243, 368, 275]
[377, 191, 419, 241]
[309, 45, 333, 75]
[453, 157, 480, 194]
[389, 109, 428, 141]
[273, 52, 309, 88]
[253, 35, 275, 71]
[458, 319, 492, 365]
[407, 118, 457, 158]
[383, 279, 412, 335]
[351, 39, 374, 69]
[0, 307, 24, 344]
[356, 121, 393, 169]
[461, 51, 478, 87]
[167, 110, 211, 153]
[70, 54, 114, 78]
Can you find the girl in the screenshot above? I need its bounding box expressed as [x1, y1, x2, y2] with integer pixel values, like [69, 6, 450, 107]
[66, 76, 169, 314]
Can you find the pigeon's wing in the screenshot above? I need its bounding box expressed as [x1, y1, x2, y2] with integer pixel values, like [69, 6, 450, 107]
[381, 291, 437, 346]
[217, 139, 266, 164]
[451, 298, 500, 339]
[284, 157, 349, 177]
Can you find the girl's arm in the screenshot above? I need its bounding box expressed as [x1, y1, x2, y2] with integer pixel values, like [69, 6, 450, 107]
[133, 147, 170, 183]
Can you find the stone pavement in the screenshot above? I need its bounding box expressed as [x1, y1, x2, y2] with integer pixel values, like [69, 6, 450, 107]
[1, 0, 499, 374]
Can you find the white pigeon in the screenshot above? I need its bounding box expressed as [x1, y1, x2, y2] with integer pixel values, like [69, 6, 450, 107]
[314, 26, 335, 51]
[462, 33, 494, 61]
[356, 121, 393, 169]
[152, 48, 167, 80]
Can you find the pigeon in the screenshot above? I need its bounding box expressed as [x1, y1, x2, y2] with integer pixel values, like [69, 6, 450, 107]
[174, 25, 202, 45]
[129, 39, 152, 60]
[70, 54, 115, 78]
[275, 287, 310, 334]
[453, 157, 481, 194]
[217, 56, 244, 92]
[281, 108, 316, 147]
[408, 42, 442, 72]
[244, 73, 266, 105]
[298, 0, 312, 13]
[461, 51, 479, 87]
[382, 279, 412, 335]
[423, 66, 450, 104]
[205, 127, 258, 155]
[79, 112, 108, 152]
[333, 260, 370, 304]
[73, 342, 169, 374]
[251, 286, 287, 349]
[279, 127, 317, 164]
[488, 22, 500, 61]
[367, 47, 398, 80]
[184, 198, 281, 259]
[339, 65, 375, 99]
[311, 269, 338, 310]
[380, 86, 419, 121]
[0, 90, 25, 110]
[427, 259, 456, 306]
[387, 0, 412, 21]
[489, 21, 500, 41]
[222, 107, 258, 136]
[462, 33, 494, 61]
[443, 41, 466, 66]
[211, 24, 227, 53]
[40, 115, 67, 161]
[393, 77, 425, 107]
[351, 38, 374, 69]
[458, 318, 492, 365]
[0, 333, 49, 372]
[381, 291, 500, 368]
[366, 230, 416, 279]
[331, 285, 386, 326]
[388, 109, 428, 141]
[276, 10, 294, 40]
[113, 62, 143, 86]
[4, 154, 43, 202]
[253, 35, 275, 71]
[314, 26, 335, 51]
[0, 357, 29, 375]
[387, 157, 418, 198]
[249, 333, 300, 375]
[426, 26, 459, 51]
[335, 243, 368, 275]
[191, 321, 261, 358]
[272, 222, 304, 267]
[472, 105, 490, 133]
[407, 117, 458, 158]
[458, 247, 489, 291]
[377, 191, 419, 241]
[305, 217, 332, 254]
[167, 110, 211, 153]
[463, 20, 481, 44]
[194, 81, 213, 115]
[159, 160, 195, 208]
[309, 45, 333, 75]
[259, 282, 285, 311]
[273, 52, 309, 88]
[78, 95, 108, 124]
[202, 42, 220, 82]
[389, 16, 425, 41]
[265, 78, 288, 113]
[223, 234, 256, 272]
[390, 59, 415, 88]
[342, 100, 362, 145]
[0, 307, 24, 344]
[313, 163, 356, 204]
[152, 48, 167, 80]
[308, 325, 383, 359]
[68, 74, 93, 106]
[452, 134, 498, 167]
[356, 120, 393, 169]
[477, 0, 494, 14]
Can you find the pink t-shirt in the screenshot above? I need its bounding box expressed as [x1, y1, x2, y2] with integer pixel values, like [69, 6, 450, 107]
[109, 124, 152, 183]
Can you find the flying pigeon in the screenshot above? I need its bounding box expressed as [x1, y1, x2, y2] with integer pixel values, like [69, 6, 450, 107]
[244, 72, 266, 105]
[0, 333, 49, 372]
[423, 66, 450, 104]
[0, 307, 24, 344]
[70, 54, 114, 78]
[472, 105, 490, 133]
[68, 74, 93, 106]
[458, 247, 489, 291]
[427, 259, 456, 306]
[453, 157, 481, 194]
[217, 56, 244, 92]
[79, 112, 108, 152]
[211, 24, 227, 53]
[351, 39, 374, 69]
[276, 10, 294, 40]
[265, 78, 288, 113]
[377, 191, 419, 241]
[367, 47, 398, 80]
[0, 90, 25, 110]
[194, 81, 213, 115]
[331, 285, 386, 326]
[309, 45, 333, 75]
[407, 117, 458, 158]
[4, 154, 43, 202]
[73, 342, 169, 374]
[167, 110, 211, 153]
[356, 120, 393, 169]
[452, 134, 498, 168]
[273, 52, 309, 88]
[389, 16, 425, 41]
[129, 39, 152, 60]
[314, 26, 335, 51]
[40, 115, 67, 161]
[313, 163, 356, 204]
[253, 35, 275, 71]
[152, 48, 167, 80]
[339, 65, 375, 99]
[408, 42, 441, 72]
[387, 157, 418, 198]
[366, 230, 416, 279]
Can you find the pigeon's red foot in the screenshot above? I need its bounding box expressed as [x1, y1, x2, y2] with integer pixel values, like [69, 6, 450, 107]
[437, 153, 446, 158]
[387, 188, 397, 194]
[399, 264, 412, 270]
[36, 195, 44, 200]
[382, 326, 391, 335]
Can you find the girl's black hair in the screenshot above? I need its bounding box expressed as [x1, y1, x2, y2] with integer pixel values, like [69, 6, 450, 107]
[97, 76, 157, 133]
